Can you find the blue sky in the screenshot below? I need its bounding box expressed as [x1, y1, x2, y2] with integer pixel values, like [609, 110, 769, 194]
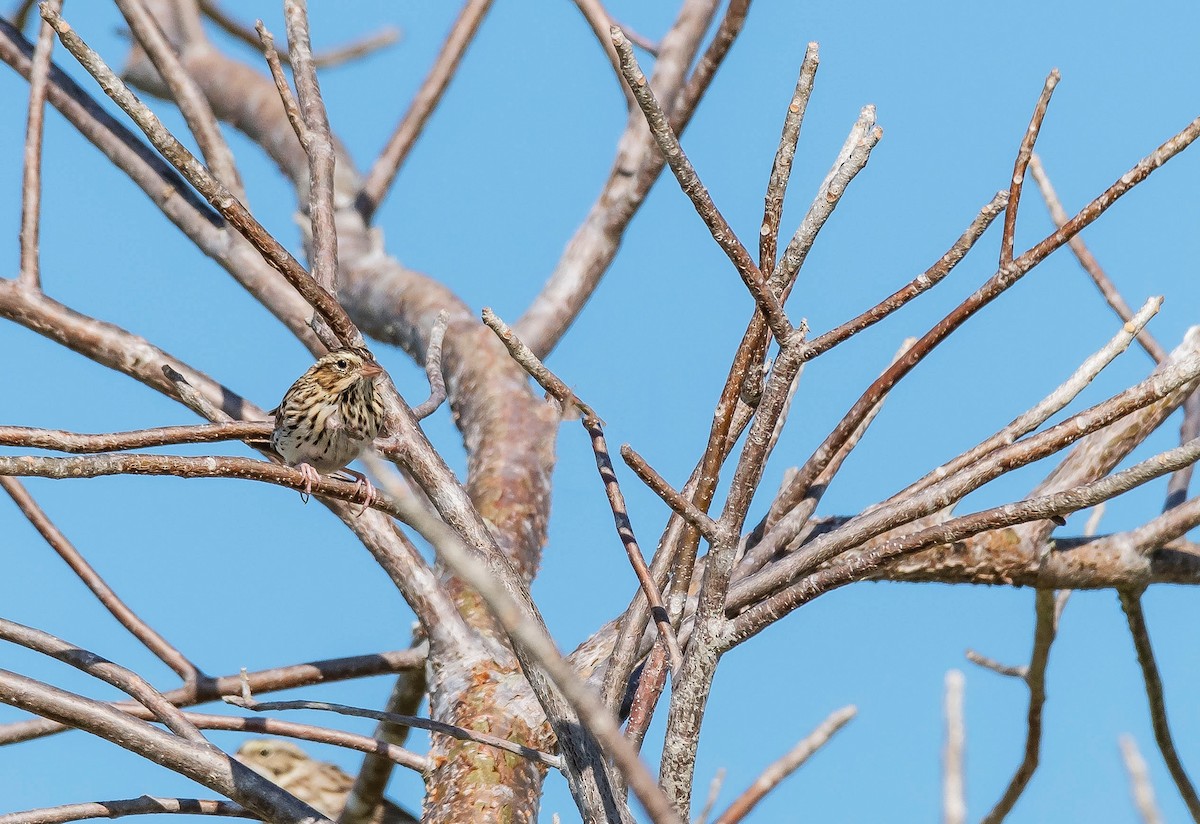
[2, 1, 1199, 822]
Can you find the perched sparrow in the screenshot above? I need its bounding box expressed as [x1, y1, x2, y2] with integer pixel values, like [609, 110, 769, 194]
[235, 739, 416, 824]
[270, 348, 386, 512]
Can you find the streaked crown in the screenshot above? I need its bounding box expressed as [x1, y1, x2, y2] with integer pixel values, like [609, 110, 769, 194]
[306, 348, 383, 394]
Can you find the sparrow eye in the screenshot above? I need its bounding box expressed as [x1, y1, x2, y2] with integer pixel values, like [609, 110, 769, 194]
[335, 359, 348, 371]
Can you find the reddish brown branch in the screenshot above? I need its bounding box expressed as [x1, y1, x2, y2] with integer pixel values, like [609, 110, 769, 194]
[1000, 69, 1059, 266]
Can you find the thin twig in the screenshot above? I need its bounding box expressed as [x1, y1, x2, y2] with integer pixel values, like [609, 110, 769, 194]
[965, 650, 1027, 679]
[693, 767, 725, 824]
[1166, 390, 1200, 511]
[0, 618, 208, 745]
[162, 365, 235, 422]
[16, 0, 58, 289]
[0, 670, 329, 824]
[610, 26, 793, 343]
[1118, 591, 1200, 820]
[115, 0, 244, 200]
[759, 42, 818, 277]
[0, 648, 425, 746]
[283, 0, 338, 299]
[712, 706, 856, 824]
[1000, 70, 1060, 266]
[727, 433, 1200, 646]
[763, 102, 1200, 539]
[1, 477, 201, 682]
[187, 712, 428, 772]
[199, 0, 398, 69]
[339, 633, 427, 824]
[0, 797, 252, 824]
[356, 0, 494, 220]
[615, 18, 658, 55]
[621, 445, 719, 543]
[775, 105, 881, 290]
[225, 696, 559, 770]
[255, 22, 307, 145]
[1029, 153, 1167, 364]
[883, 296, 1161, 505]
[410, 309, 449, 419]
[483, 308, 683, 675]
[8, 0, 36, 31]
[0, 453, 414, 520]
[42, 5, 357, 349]
[942, 672, 966, 824]
[0, 422, 271, 452]
[980, 589, 1057, 824]
[1120, 735, 1165, 824]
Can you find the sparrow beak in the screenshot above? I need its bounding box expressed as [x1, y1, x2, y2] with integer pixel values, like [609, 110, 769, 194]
[360, 363, 383, 379]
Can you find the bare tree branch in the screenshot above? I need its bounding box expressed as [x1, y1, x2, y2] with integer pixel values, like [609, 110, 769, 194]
[356, 0, 494, 221]
[198, 0, 398, 69]
[0, 618, 207, 744]
[1120, 735, 1164, 824]
[942, 672, 966, 824]
[1028, 153, 1167, 364]
[999, 70, 1059, 266]
[1, 477, 201, 683]
[0, 648, 425, 746]
[611, 26, 792, 342]
[227, 696, 558, 769]
[116, 0, 245, 200]
[0, 797, 252, 824]
[980, 589, 1058, 824]
[1118, 591, 1200, 820]
[16, 0, 58, 289]
[483, 307, 683, 674]
[712, 706, 855, 824]
[42, 5, 356, 349]
[0, 670, 330, 823]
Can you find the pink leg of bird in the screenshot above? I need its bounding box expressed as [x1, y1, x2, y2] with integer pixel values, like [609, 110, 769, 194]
[333, 468, 377, 517]
[296, 462, 321, 503]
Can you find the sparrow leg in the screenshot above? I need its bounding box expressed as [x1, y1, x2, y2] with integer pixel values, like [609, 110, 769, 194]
[333, 468, 377, 516]
[296, 463, 322, 504]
